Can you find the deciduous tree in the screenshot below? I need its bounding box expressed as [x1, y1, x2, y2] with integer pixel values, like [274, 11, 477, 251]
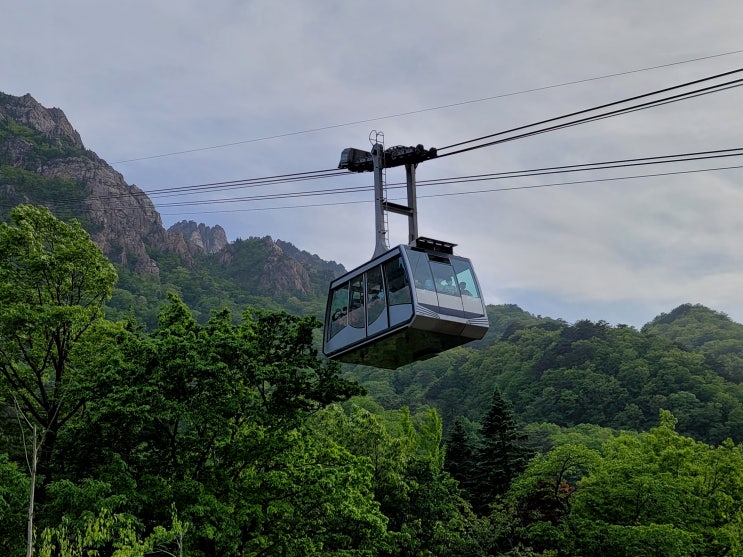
[53, 296, 372, 555]
[0, 205, 117, 470]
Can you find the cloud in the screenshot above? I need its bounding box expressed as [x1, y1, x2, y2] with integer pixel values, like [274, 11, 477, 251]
[3, 0, 743, 327]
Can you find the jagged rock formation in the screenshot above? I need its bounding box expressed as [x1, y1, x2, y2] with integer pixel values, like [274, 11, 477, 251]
[259, 236, 314, 294]
[0, 92, 224, 275]
[0, 91, 346, 303]
[168, 220, 228, 255]
[43, 153, 169, 274]
[0, 93, 84, 153]
[215, 236, 316, 296]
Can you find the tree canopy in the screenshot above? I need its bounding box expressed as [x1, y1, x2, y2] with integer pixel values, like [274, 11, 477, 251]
[3, 205, 743, 555]
[0, 204, 117, 465]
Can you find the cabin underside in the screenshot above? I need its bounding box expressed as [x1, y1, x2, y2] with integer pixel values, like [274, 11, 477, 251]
[333, 327, 477, 369]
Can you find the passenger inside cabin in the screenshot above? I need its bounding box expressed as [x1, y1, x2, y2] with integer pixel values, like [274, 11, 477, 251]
[440, 277, 458, 295]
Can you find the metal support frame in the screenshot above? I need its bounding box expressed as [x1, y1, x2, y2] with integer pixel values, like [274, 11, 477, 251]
[339, 137, 435, 258]
[371, 143, 388, 257]
[373, 153, 419, 256]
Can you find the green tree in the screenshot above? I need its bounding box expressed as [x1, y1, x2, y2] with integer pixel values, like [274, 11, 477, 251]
[509, 444, 600, 554]
[0, 205, 117, 470]
[37, 506, 188, 557]
[570, 411, 743, 556]
[317, 404, 482, 556]
[471, 388, 530, 514]
[54, 296, 374, 555]
[0, 453, 30, 557]
[444, 416, 476, 497]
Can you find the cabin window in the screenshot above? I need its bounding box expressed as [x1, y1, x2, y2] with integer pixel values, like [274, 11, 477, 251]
[328, 284, 349, 339]
[429, 260, 459, 296]
[366, 265, 386, 325]
[452, 259, 481, 298]
[384, 256, 412, 305]
[407, 249, 436, 292]
[348, 276, 366, 329]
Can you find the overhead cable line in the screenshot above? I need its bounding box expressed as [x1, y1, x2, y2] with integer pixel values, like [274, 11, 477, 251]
[130, 74, 743, 207]
[146, 169, 348, 199]
[15, 146, 718, 217]
[155, 184, 372, 207]
[152, 148, 743, 209]
[18, 148, 743, 211]
[436, 68, 743, 156]
[143, 168, 346, 197]
[17, 70, 743, 211]
[110, 48, 743, 165]
[120, 69, 743, 205]
[416, 163, 743, 199]
[18, 168, 350, 208]
[160, 163, 743, 216]
[420, 148, 743, 183]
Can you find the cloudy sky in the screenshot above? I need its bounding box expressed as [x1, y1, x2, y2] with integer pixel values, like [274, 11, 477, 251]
[3, 0, 743, 328]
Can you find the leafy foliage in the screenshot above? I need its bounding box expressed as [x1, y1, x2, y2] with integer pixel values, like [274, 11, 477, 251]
[315, 404, 481, 556]
[6, 97, 743, 554]
[0, 204, 117, 470]
[644, 303, 743, 382]
[568, 412, 743, 556]
[51, 294, 377, 555]
[104, 236, 331, 330]
[0, 454, 29, 557]
[0, 227, 742, 554]
[348, 305, 743, 446]
[0, 167, 93, 226]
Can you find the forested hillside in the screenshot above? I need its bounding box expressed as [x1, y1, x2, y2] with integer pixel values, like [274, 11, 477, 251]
[4, 93, 743, 555]
[107, 235, 337, 327]
[1, 92, 345, 328]
[349, 303, 743, 446]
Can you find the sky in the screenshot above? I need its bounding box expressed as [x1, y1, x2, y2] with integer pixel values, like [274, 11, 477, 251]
[3, 0, 743, 328]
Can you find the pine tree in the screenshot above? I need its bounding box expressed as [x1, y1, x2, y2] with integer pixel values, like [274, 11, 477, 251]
[444, 417, 476, 497]
[472, 388, 530, 513]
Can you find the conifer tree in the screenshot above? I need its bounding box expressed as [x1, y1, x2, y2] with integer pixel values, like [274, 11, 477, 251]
[444, 417, 476, 497]
[471, 388, 530, 513]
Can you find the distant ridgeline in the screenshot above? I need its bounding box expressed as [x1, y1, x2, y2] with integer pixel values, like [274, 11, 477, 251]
[343, 302, 743, 446]
[0, 91, 344, 325]
[4, 92, 743, 448]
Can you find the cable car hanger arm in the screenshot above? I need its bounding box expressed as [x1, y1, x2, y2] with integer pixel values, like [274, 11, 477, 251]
[338, 144, 438, 173]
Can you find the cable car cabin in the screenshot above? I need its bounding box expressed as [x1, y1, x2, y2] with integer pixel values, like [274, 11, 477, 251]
[323, 237, 489, 369]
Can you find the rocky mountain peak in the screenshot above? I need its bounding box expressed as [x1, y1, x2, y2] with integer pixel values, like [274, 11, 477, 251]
[1, 91, 346, 305]
[0, 92, 229, 275]
[168, 220, 229, 255]
[0, 93, 84, 149]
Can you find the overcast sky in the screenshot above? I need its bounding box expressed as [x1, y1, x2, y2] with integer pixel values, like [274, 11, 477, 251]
[3, 0, 743, 328]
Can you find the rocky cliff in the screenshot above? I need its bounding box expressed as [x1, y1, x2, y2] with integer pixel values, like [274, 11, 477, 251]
[0, 92, 189, 274]
[0, 91, 344, 300]
[168, 220, 229, 255]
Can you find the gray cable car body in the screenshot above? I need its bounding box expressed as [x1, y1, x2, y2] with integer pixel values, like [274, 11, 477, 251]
[323, 134, 489, 369]
[324, 237, 488, 369]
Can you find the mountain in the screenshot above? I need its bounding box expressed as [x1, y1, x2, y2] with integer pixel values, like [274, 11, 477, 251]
[0, 92, 343, 323]
[168, 220, 229, 255]
[642, 303, 743, 383]
[346, 302, 743, 445]
[1, 91, 173, 274]
[6, 91, 743, 447]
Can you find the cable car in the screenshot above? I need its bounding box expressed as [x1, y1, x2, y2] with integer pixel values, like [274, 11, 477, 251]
[323, 237, 489, 369]
[324, 136, 489, 368]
